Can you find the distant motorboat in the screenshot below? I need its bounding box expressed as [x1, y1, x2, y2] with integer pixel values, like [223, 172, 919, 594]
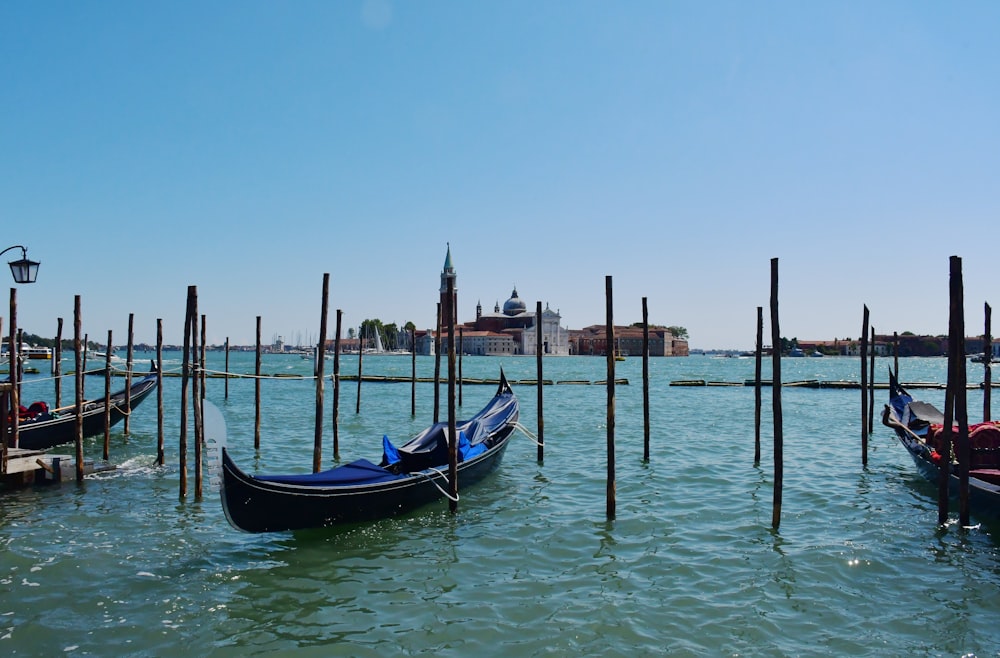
[789, 348, 805, 357]
[811, 351, 824, 358]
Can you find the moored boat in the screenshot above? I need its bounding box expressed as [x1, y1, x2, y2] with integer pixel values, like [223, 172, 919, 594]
[220, 371, 520, 533]
[881, 370, 1000, 514]
[8, 362, 159, 451]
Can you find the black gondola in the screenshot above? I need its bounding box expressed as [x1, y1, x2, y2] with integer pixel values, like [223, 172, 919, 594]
[882, 369, 1000, 513]
[220, 371, 520, 533]
[7, 362, 159, 451]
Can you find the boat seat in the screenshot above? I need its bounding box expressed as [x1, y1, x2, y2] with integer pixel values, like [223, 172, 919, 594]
[970, 422, 1000, 469]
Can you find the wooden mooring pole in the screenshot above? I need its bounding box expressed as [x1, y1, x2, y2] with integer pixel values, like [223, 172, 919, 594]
[74, 295, 84, 481]
[191, 291, 203, 499]
[124, 312, 134, 435]
[224, 337, 230, 400]
[868, 325, 875, 436]
[200, 314, 207, 401]
[447, 276, 458, 513]
[536, 301, 545, 463]
[411, 327, 417, 416]
[860, 305, 869, 467]
[984, 303, 992, 422]
[313, 273, 329, 472]
[434, 303, 441, 424]
[156, 318, 164, 466]
[333, 309, 342, 461]
[356, 322, 364, 414]
[642, 297, 650, 463]
[254, 316, 262, 451]
[770, 259, 783, 530]
[459, 327, 464, 408]
[180, 290, 193, 497]
[606, 275, 616, 521]
[949, 256, 970, 527]
[754, 306, 763, 465]
[54, 318, 63, 408]
[103, 329, 112, 461]
[8, 289, 19, 449]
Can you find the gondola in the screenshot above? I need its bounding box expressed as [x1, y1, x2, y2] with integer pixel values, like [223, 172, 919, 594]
[7, 362, 159, 451]
[882, 369, 1000, 513]
[220, 371, 520, 533]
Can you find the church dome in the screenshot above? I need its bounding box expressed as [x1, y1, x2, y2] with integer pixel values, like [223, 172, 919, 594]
[502, 287, 527, 316]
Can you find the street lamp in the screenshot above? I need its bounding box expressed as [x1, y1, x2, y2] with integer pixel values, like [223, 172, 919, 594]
[1, 245, 40, 284]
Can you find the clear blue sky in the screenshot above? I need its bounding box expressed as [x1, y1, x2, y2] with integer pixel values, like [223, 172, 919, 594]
[3, 1, 998, 350]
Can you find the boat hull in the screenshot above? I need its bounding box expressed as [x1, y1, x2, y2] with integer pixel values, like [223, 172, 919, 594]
[898, 438, 1000, 510]
[221, 430, 513, 533]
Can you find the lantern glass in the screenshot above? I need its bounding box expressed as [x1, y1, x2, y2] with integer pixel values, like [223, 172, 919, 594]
[8, 257, 40, 284]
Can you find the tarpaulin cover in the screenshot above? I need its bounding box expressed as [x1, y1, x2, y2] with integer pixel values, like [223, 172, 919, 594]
[381, 388, 517, 473]
[256, 459, 407, 486]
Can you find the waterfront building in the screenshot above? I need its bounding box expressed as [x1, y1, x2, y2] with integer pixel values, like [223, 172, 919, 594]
[569, 325, 688, 357]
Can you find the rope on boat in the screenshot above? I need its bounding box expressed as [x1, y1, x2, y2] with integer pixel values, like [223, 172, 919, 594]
[513, 422, 543, 447]
[417, 467, 460, 503]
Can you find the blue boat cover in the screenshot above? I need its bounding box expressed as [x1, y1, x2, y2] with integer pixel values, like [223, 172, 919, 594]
[249, 382, 516, 487]
[256, 459, 407, 486]
[380, 389, 516, 473]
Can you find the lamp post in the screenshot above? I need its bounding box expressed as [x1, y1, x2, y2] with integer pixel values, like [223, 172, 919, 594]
[1, 245, 40, 284]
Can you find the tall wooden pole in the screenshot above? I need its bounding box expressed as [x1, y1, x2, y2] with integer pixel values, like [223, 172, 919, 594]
[434, 303, 441, 424]
[860, 305, 870, 467]
[411, 327, 417, 416]
[605, 275, 616, 521]
[191, 292, 203, 499]
[103, 329, 112, 461]
[7, 289, 19, 449]
[124, 312, 134, 435]
[459, 327, 464, 407]
[254, 316, 262, 451]
[16, 329, 23, 400]
[355, 325, 364, 414]
[536, 301, 545, 463]
[54, 318, 63, 408]
[333, 309, 342, 461]
[200, 314, 207, 401]
[124, 313, 135, 436]
[15, 328, 22, 400]
[949, 256, 970, 527]
[179, 288, 194, 497]
[984, 303, 992, 422]
[313, 273, 329, 473]
[156, 318, 164, 466]
[770, 259, 783, 530]
[224, 337, 230, 399]
[447, 276, 458, 512]
[868, 325, 876, 435]
[642, 297, 650, 463]
[74, 295, 84, 481]
[754, 306, 763, 465]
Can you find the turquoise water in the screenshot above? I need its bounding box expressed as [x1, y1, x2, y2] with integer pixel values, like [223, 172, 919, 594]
[3, 353, 1000, 657]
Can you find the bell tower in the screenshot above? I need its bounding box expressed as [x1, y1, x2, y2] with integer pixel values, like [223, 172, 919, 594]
[439, 243, 458, 326]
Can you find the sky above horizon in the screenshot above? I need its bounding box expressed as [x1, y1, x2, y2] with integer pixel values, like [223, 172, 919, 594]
[3, 1, 999, 350]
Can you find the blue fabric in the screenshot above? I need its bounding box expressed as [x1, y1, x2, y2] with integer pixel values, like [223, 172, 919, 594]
[256, 459, 406, 486]
[382, 435, 401, 466]
[458, 430, 487, 461]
